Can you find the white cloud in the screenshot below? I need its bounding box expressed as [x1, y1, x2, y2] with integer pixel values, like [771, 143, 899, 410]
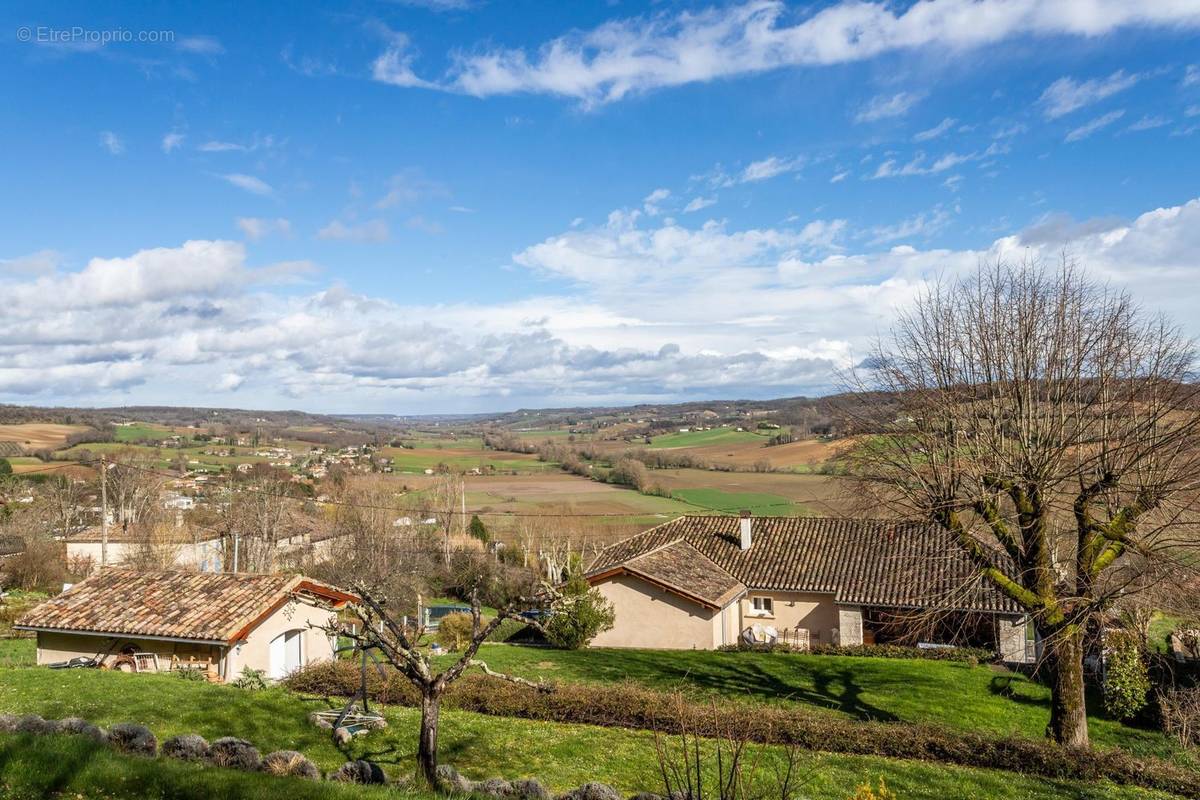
[376, 170, 447, 209]
[914, 117, 956, 142]
[317, 219, 390, 243]
[1187, 105, 1200, 118]
[0, 249, 62, 276]
[99, 131, 124, 155]
[739, 155, 805, 182]
[1039, 70, 1139, 118]
[868, 207, 953, 244]
[161, 132, 185, 153]
[830, 170, 850, 183]
[177, 36, 224, 55]
[684, 195, 717, 213]
[220, 173, 274, 196]
[871, 151, 975, 178]
[1065, 109, 1125, 142]
[1184, 65, 1199, 87]
[1128, 115, 1169, 131]
[236, 217, 292, 241]
[217, 372, 245, 391]
[371, 1, 1200, 106]
[643, 188, 671, 216]
[6, 198, 1200, 409]
[855, 91, 923, 123]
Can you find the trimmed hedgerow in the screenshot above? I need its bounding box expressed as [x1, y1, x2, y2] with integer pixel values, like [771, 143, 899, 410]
[285, 660, 1200, 798]
[718, 642, 997, 663]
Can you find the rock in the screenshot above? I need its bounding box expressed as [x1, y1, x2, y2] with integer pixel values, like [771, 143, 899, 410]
[162, 733, 210, 761]
[366, 717, 388, 730]
[13, 714, 52, 735]
[477, 777, 514, 798]
[331, 760, 386, 784]
[54, 717, 105, 741]
[332, 726, 354, 746]
[262, 750, 320, 780]
[628, 793, 664, 800]
[0, 714, 19, 733]
[308, 712, 334, 730]
[208, 737, 262, 771]
[513, 778, 553, 800]
[558, 783, 622, 800]
[435, 764, 475, 793]
[107, 723, 158, 756]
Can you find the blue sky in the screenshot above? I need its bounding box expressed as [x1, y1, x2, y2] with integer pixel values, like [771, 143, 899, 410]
[2, 1, 1200, 413]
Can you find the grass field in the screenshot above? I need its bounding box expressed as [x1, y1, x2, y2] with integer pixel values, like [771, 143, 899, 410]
[432, 645, 1184, 763]
[112, 422, 174, 442]
[649, 428, 768, 448]
[0, 666, 1175, 799]
[383, 447, 556, 475]
[0, 639, 35, 667]
[671, 487, 806, 515]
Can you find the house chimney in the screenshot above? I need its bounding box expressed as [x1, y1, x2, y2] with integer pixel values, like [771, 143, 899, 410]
[739, 510, 752, 550]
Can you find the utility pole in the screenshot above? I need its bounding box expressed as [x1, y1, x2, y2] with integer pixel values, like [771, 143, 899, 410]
[99, 454, 108, 570]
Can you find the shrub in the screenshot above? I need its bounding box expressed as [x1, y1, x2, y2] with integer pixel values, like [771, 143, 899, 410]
[1104, 630, 1150, 720]
[207, 736, 261, 771]
[332, 760, 386, 784]
[543, 575, 615, 650]
[718, 641, 996, 663]
[232, 667, 268, 690]
[54, 717, 105, 741]
[849, 779, 897, 800]
[262, 749, 320, 780]
[106, 722, 158, 756]
[1158, 685, 1200, 748]
[437, 612, 475, 651]
[162, 733, 210, 761]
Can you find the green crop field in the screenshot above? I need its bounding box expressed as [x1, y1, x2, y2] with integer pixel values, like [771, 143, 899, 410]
[111, 423, 174, 443]
[648, 428, 768, 448]
[671, 487, 806, 515]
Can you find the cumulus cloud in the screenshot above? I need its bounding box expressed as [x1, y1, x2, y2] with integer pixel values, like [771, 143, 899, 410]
[643, 188, 671, 216]
[1065, 109, 1125, 142]
[0, 249, 62, 276]
[6, 197, 1200, 410]
[1039, 70, 1139, 118]
[369, 1, 1200, 106]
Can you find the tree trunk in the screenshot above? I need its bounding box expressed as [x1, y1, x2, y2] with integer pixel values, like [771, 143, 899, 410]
[1044, 624, 1089, 748]
[417, 688, 441, 786]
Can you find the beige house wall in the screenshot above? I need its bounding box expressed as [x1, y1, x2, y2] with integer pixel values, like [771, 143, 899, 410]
[591, 574, 734, 650]
[66, 538, 224, 574]
[225, 599, 338, 679]
[33, 598, 338, 681]
[740, 591, 840, 644]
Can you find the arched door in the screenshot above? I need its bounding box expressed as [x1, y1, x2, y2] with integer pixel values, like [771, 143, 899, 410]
[268, 629, 303, 680]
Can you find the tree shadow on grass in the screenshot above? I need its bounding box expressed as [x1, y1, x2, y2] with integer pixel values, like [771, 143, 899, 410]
[0, 733, 102, 797]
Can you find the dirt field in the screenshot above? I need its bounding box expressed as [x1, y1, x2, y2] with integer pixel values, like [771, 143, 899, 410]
[0, 423, 92, 453]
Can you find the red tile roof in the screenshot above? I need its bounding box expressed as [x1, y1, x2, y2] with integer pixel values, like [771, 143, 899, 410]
[16, 569, 355, 643]
[587, 516, 1018, 614]
[589, 539, 746, 609]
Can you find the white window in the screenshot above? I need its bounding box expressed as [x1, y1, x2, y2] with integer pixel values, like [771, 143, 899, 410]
[751, 597, 774, 615]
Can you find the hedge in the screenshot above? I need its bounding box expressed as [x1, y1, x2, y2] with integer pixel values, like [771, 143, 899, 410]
[717, 642, 997, 663]
[285, 661, 1200, 798]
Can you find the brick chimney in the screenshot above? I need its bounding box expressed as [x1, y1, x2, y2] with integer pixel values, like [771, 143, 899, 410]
[739, 510, 752, 550]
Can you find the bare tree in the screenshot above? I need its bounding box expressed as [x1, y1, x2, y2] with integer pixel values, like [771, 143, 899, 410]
[336, 584, 558, 786]
[844, 259, 1200, 747]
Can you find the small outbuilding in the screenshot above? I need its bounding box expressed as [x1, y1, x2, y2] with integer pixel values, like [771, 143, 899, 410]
[16, 569, 356, 681]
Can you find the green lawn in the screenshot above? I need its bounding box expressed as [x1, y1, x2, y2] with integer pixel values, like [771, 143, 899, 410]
[112, 423, 173, 442]
[649, 428, 767, 448]
[0, 639, 35, 667]
[435, 645, 1181, 762]
[384, 449, 556, 474]
[0, 668, 1173, 799]
[671, 487, 805, 515]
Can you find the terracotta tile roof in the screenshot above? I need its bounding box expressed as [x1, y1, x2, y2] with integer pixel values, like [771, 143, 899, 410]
[16, 569, 354, 643]
[594, 539, 746, 609]
[587, 516, 1019, 614]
